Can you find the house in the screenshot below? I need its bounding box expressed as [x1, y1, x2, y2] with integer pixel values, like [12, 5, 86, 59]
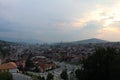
[0, 62, 18, 73]
[16, 60, 25, 69]
[37, 62, 56, 72]
[32, 56, 56, 72]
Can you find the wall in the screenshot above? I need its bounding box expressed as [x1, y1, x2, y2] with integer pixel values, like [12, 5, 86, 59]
[9, 68, 18, 73]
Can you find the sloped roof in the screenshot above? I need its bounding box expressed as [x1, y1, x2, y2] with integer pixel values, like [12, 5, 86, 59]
[0, 62, 17, 70]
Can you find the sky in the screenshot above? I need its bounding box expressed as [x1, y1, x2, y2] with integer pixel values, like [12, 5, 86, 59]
[0, 0, 120, 43]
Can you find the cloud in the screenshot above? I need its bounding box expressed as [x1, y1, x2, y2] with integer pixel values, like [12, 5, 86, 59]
[59, 0, 120, 41]
[0, 0, 120, 42]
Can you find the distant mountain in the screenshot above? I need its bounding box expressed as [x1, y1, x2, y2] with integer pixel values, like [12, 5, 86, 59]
[70, 38, 109, 44]
[54, 38, 109, 45]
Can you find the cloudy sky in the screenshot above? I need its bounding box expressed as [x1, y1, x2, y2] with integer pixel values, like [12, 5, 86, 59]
[0, 0, 120, 43]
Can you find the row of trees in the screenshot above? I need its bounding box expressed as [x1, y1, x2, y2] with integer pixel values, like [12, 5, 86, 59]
[75, 47, 120, 80]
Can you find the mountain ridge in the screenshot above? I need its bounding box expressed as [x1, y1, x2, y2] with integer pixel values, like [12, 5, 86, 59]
[69, 38, 109, 44]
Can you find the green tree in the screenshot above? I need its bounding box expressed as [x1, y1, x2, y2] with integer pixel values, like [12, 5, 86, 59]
[37, 75, 45, 80]
[25, 54, 34, 70]
[46, 73, 54, 80]
[75, 69, 81, 80]
[78, 47, 120, 80]
[41, 76, 45, 80]
[37, 75, 42, 80]
[60, 69, 68, 80]
[1, 48, 10, 58]
[109, 53, 120, 80]
[0, 72, 13, 80]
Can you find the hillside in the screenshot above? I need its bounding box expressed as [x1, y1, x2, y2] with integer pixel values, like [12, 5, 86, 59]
[70, 38, 109, 44]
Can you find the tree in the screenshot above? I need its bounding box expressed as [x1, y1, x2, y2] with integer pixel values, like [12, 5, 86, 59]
[37, 75, 42, 80]
[37, 75, 45, 80]
[60, 69, 68, 80]
[0, 72, 13, 80]
[25, 54, 34, 70]
[18, 65, 24, 72]
[46, 73, 54, 80]
[78, 47, 120, 80]
[75, 69, 82, 80]
[1, 48, 10, 58]
[109, 53, 120, 80]
[41, 76, 45, 80]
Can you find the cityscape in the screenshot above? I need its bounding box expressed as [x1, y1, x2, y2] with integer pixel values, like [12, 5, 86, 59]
[0, 38, 120, 80]
[0, 0, 120, 80]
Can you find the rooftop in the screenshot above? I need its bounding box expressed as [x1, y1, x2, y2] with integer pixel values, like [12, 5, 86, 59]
[0, 62, 17, 70]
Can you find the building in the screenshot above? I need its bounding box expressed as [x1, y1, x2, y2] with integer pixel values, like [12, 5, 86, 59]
[32, 56, 56, 72]
[16, 60, 25, 69]
[0, 62, 18, 73]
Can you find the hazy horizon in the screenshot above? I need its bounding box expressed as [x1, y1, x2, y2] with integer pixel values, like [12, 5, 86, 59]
[0, 0, 120, 43]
